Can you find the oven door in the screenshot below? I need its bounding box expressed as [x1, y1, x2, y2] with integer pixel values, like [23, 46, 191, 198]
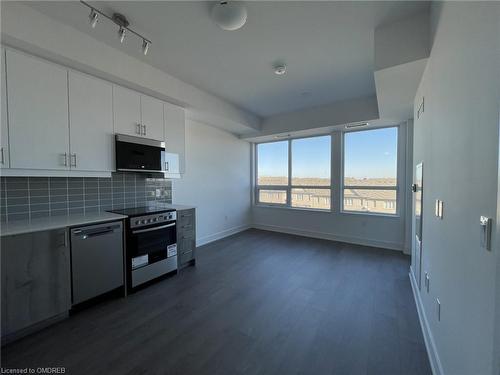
[129, 222, 177, 270]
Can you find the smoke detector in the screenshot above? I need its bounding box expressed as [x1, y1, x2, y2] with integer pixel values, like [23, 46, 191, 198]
[274, 64, 287, 75]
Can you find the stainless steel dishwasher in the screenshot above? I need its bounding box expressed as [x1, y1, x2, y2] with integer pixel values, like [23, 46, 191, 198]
[70, 221, 124, 305]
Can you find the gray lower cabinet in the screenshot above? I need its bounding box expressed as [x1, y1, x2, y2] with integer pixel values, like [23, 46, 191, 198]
[1, 229, 71, 343]
[177, 208, 196, 269]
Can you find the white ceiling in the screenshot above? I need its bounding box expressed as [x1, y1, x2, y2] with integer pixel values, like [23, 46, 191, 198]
[27, 1, 429, 118]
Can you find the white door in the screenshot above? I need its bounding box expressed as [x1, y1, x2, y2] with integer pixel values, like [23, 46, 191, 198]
[163, 101, 186, 173]
[6, 50, 69, 170]
[69, 71, 113, 172]
[113, 85, 142, 137]
[141, 95, 164, 141]
[1, 48, 9, 168]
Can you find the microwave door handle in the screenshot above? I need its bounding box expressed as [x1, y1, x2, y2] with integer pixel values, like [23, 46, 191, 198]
[132, 222, 175, 234]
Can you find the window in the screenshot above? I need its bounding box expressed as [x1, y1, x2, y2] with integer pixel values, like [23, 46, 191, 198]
[256, 135, 331, 210]
[343, 127, 398, 215]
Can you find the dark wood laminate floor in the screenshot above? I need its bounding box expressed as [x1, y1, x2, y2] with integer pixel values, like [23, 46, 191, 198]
[1, 229, 431, 375]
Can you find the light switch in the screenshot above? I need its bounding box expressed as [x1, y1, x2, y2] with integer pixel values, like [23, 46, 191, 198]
[480, 216, 492, 251]
[438, 201, 444, 219]
[435, 199, 444, 219]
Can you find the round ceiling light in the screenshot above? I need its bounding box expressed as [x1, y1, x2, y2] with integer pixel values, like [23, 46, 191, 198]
[211, 1, 247, 31]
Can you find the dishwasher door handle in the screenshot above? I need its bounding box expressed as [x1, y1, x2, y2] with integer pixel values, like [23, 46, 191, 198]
[81, 229, 115, 239]
[74, 224, 121, 239]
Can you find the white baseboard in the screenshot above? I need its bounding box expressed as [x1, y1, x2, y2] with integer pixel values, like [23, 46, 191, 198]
[409, 269, 444, 375]
[197, 224, 250, 247]
[252, 223, 403, 251]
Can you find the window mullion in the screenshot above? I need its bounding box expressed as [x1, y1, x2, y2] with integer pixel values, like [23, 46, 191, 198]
[287, 139, 292, 207]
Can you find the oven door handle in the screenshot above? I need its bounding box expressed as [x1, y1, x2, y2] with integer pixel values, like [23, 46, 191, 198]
[132, 222, 176, 234]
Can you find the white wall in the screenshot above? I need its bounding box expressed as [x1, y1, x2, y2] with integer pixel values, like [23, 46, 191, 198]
[374, 11, 430, 71]
[172, 120, 252, 246]
[411, 3, 500, 375]
[253, 122, 410, 252]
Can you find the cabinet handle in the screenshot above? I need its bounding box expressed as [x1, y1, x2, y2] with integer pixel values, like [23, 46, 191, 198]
[71, 153, 77, 167]
[136, 123, 142, 135]
[142, 124, 147, 136]
[62, 152, 68, 166]
[165, 161, 169, 171]
[1, 147, 4, 165]
[59, 230, 68, 247]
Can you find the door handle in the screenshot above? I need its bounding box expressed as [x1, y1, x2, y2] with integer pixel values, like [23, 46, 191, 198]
[411, 184, 417, 192]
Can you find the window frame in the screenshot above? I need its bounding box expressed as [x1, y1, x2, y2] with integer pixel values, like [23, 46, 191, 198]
[255, 134, 333, 212]
[341, 125, 400, 217]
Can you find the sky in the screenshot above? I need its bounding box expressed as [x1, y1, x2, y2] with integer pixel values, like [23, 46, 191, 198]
[257, 127, 397, 179]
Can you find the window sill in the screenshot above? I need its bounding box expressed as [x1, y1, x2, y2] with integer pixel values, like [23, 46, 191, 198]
[253, 204, 400, 218]
[340, 210, 400, 218]
[254, 204, 332, 213]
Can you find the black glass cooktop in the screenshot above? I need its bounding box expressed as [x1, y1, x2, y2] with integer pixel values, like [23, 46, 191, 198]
[109, 206, 175, 217]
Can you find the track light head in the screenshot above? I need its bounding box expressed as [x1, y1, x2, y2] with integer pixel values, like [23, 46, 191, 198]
[89, 9, 98, 28]
[118, 27, 126, 43]
[142, 40, 150, 55]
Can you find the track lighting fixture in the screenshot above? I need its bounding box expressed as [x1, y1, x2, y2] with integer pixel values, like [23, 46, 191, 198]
[118, 27, 126, 43]
[142, 40, 150, 56]
[89, 9, 98, 28]
[80, 1, 152, 56]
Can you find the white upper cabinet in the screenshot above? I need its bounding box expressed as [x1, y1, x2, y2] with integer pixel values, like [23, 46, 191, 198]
[1, 48, 9, 169]
[163, 101, 186, 175]
[113, 85, 142, 137]
[6, 50, 69, 170]
[69, 71, 114, 172]
[140, 95, 164, 141]
[113, 85, 164, 141]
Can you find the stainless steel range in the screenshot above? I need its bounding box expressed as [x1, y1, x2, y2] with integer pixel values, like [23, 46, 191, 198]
[109, 207, 177, 291]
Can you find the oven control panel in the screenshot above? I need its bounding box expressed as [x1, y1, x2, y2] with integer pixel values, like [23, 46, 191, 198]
[130, 211, 177, 229]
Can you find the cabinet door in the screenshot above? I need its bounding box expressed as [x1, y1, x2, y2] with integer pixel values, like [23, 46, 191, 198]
[1, 48, 9, 168]
[141, 95, 164, 141]
[69, 72, 113, 172]
[113, 85, 142, 137]
[6, 50, 70, 170]
[164, 102, 186, 173]
[1, 229, 71, 337]
[164, 152, 180, 176]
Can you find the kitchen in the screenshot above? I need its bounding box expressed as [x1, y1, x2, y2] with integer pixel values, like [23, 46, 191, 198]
[0, 45, 200, 341]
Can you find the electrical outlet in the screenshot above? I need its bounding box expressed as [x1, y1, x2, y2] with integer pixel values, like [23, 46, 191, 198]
[436, 298, 441, 321]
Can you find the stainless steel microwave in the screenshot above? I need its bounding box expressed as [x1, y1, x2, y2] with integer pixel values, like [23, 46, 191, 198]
[115, 134, 165, 173]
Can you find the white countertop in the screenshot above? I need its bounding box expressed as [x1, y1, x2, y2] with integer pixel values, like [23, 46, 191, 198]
[0, 212, 128, 237]
[160, 203, 196, 211]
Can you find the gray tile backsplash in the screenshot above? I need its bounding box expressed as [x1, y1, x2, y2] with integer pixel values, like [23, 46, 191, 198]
[0, 172, 172, 222]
